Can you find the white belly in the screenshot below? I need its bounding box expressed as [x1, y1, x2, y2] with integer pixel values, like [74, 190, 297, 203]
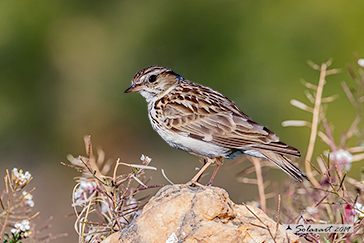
[156, 127, 229, 158]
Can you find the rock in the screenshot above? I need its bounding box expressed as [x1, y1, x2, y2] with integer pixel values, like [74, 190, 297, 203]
[102, 184, 300, 243]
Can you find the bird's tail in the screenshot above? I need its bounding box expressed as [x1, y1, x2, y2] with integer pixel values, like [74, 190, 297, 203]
[259, 151, 309, 182]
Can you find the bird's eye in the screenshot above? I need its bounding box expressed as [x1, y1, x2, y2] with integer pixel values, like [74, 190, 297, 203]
[148, 75, 157, 83]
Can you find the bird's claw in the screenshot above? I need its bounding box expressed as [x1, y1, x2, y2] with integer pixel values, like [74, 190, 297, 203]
[186, 180, 206, 189]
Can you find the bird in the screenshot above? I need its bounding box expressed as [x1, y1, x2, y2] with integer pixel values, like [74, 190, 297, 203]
[125, 65, 308, 186]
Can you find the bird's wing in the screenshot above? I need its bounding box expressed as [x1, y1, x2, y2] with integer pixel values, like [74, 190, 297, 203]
[158, 81, 300, 157]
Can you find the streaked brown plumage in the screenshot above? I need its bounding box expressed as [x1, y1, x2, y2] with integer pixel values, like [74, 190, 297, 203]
[125, 65, 308, 185]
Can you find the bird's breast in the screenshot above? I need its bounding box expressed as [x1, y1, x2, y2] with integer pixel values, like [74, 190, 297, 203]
[147, 103, 231, 158]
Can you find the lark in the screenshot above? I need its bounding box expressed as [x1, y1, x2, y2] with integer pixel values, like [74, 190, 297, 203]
[125, 66, 308, 186]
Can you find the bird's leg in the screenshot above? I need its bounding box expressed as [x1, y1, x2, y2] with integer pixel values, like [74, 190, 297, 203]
[195, 158, 207, 183]
[207, 157, 223, 186]
[186, 158, 214, 187]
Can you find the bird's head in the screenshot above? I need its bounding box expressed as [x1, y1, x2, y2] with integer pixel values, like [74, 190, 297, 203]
[125, 65, 183, 102]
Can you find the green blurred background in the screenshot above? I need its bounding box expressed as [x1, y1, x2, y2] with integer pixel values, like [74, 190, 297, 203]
[1, 0, 364, 241]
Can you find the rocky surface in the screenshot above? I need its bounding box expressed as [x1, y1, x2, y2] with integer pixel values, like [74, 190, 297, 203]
[102, 184, 300, 243]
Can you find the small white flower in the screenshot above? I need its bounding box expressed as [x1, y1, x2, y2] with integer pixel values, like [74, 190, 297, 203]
[79, 180, 97, 194]
[329, 149, 353, 162]
[13, 168, 18, 176]
[12, 168, 32, 185]
[22, 220, 30, 230]
[22, 191, 35, 207]
[24, 171, 31, 180]
[11, 220, 30, 236]
[355, 202, 364, 221]
[73, 179, 97, 205]
[306, 206, 318, 214]
[328, 149, 353, 171]
[140, 154, 152, 164]
[358, 59, 364, 67]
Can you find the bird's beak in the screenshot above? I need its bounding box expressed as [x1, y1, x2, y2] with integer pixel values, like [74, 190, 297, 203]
[124, 84, 144, 93]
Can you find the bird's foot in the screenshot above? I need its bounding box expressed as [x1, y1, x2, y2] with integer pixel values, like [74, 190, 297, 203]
[206, 181, 213, 187]
[186, 180, 206, 189]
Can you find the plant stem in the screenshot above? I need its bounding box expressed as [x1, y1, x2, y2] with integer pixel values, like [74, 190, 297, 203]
[252, 157, 266, 212]
[305, 63, 327, 188]
[0, 191, 14, 242]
